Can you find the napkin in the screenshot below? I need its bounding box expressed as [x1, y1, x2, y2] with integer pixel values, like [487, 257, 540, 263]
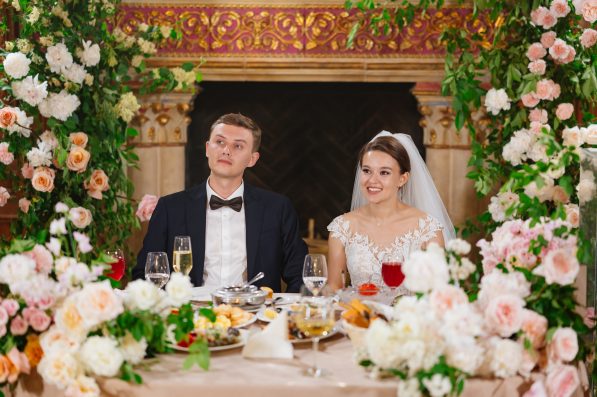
[242, 310, 293, 359]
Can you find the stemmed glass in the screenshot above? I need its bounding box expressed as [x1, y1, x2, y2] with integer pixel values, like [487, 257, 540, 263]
[105, 249, 125, 281]
[381, 258, 405, 296]
[145, 252, 170, 288]
[292, 291, 335, 377]
[302, 254, 328, 296]
[173, 236, 193, 276]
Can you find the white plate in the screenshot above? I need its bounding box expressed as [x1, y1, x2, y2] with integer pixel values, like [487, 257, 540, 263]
[267, 293, 300, 307]
[233, 313, 257, 328]
[171, 329, 248, 352]
[256, 307, 286, 323]
[289, 328, 339, 344]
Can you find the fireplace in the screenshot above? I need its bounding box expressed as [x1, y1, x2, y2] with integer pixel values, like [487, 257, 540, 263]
[186, 81, 424, 239]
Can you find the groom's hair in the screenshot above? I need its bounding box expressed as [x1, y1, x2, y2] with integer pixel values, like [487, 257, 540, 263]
[210, 113, 262, 152]
[358, 136, 411, 174]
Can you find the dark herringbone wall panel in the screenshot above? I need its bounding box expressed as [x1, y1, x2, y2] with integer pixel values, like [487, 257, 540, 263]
[186, 82, 423, 238]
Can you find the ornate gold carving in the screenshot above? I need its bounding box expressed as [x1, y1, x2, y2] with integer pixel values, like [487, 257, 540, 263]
[156, 113, 171, 126]
[148, 127, 156, 141]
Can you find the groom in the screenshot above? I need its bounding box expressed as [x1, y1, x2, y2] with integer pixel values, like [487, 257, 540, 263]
[132, 113, 306, 292]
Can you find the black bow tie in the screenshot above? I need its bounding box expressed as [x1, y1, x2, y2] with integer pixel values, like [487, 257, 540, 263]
[209, 195, 243, 212]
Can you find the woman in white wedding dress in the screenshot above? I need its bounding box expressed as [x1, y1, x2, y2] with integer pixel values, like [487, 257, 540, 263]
[327, 132, 455, 290]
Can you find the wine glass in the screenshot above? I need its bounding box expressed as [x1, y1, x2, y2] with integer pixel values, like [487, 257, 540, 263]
[292, 293, 335, 377]
[381, 260, 405, 296]
[173, 236, 193, 276]
[105, 249, 125, 281]
[145, 252, 170, 288]
[302, 254, 328, 296]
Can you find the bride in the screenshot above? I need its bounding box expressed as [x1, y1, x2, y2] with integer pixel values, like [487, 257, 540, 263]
[327, 131, 455, 290]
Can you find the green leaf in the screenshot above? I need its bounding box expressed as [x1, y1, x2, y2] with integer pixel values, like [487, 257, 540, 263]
[347, 21, 361, 49]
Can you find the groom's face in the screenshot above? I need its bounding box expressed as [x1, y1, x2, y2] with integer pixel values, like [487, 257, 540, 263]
[206, 123, 260, 179]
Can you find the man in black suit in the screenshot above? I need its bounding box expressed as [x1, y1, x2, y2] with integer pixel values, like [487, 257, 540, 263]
[132, 113, 306, 292]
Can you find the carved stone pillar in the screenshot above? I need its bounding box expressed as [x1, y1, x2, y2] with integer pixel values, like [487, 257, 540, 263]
[411, 82, 487, 229]
[129, 92, 195, 200]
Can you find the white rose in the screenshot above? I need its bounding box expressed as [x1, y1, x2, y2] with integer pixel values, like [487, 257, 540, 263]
[165, 272, 193, 306]
[397, 378, 422, 397]
[11, 74, 48, 106]
[65, 375, 99, 397]
[422, 374, 452, 397]
[365, 319, 403, 369]
[77, 40, 100, 67]
[125, 279, 162, 311]
[2, 52, 30, 79]
[446, 239, 471, 255]
[119, 332, 148, 364]
[562, 127, 583, 147]
[581, 124, 597, 145]
[77, 281, 124, 328]
[62, 62, 86, 84]
[40, 327, 80, 355]
[45, 43, 73, 73]
[445, 337, 484, 375]
[484, 88, 511, 115]
[488, 338, 523, 378]
[39, 90, 80, 121]
[50, 218, 67, 235]
[403, 243, 449, 293]
[576, 172, 596, 204]
[484, 294, 525, 337]
[26, 142, 53, 167]
[37, 352, 79, 389]
[477, 271, 531, 310]
[0, 254, 36, 286]
[79, 336, 124, 377]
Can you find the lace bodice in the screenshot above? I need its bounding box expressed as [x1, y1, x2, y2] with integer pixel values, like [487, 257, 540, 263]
[327, 214, 443, 288]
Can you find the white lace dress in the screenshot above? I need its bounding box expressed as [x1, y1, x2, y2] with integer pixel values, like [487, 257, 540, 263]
[327, 214, 443, 290]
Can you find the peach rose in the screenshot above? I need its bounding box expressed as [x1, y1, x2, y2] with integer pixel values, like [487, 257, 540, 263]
[0, 142, 14, 165]
[66, 146, 90, 173]
[7, 347, 30, 378]
[528, 60, 546, 75]
[564, 204, 580, 227]
[0, 107, 18, 129]
[533, 248, 579, 285]
[529, 108, 548, 123]
[77, 281, 124, 329]
[21, 163, 34, 179]
[0, 348, 30, 384]
[18, 198, 30, 213]
[581, 0, 597, 23]
[136, 194, 158, 222]
[527, 43, 547, 61]
[54, 296, 87, 339]
[522, 92, 540, 108]
[580, 28, 597, 48]
[85, 169, 109, 200]
[541, 31, 557, 48]
[429, 284, 468, 312]
[552, 186, 570, 204]
[484, 295, 525, 337]
[520, 309, 548, 349]
[69, 132, 88, 148]
[556, 103, 574, 120]
[550, 0, 571, 17]
[68, 207, 92, 229]
[546, 365, 580, 397]
[24, 244, 53, 275]
[536, 79, 554, 100]
[0, 187, 9, 207]
[549, 327, 578, 363]
[31, 167, 55, 192]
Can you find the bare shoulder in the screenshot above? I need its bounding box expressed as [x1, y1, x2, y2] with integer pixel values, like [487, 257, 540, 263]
[398, 206, 430, 227]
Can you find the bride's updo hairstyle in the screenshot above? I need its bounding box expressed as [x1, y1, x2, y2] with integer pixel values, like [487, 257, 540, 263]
[358, 136, 411, 175]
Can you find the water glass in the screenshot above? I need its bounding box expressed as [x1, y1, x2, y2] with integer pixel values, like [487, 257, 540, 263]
[303, 254, 328, 296]
[145, 252, 170, 288]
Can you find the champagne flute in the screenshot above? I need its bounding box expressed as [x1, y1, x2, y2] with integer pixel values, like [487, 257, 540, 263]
[145, 252, 170, 288]
[105, 248, 125, 281]
[173, 236, 193, 276]
[292, 293, 335, 377]
[302, 254, 328, 296]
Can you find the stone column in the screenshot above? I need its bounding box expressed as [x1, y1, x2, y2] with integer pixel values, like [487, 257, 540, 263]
[411, 82, 488, 229]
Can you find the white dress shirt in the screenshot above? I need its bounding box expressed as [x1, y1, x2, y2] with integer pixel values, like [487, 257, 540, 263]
[203, 179, 247, 288]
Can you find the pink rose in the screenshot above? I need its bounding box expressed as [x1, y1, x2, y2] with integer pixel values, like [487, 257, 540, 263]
[68, 207, 92, 229]
[580, 28, 597, 48]
[33, 296, 55, 311]
[523, 380, 548, 397]
[529, 108, 548, 123]
[1, 299, 19, 317]
[484, 294, 525, 337]
[581, 0, 597, 23]
[551, 82, 561, 100]
[0, 142, 14, 165]
[531, 7, 550, 26]
[527, 43, 547, 61]
[21, 163, 33, 179]
[541, 10, 558, 28]
[556, 103, 574, 121]
[536, 80, 554, 100]
[522, 92, 540, 108]
[27, 309, 50, 332]
[0, 307, 7, 325]
[520, 309, 548, 349]
[564, 204, 579, 228]
[0, 187, 9, 207]
[24, 244, 53, 275]
[558, 46, 576, 64]
[9, 315, 28, 335]
[429, 284, 468, 312]
[31, 167, 55, 192]
[533, 248, 579, 285]
[0, 107, 18, 128]
[136, 194, 158, 222]
[541, 31, 557, 48]
[528, 60, 547, 75]
[0, 325, 5, 338]
[546, 365, 580, 397]
[550, 0, 571, 17]
[18, 198, 30, 213]
[549, 327, 578, 363]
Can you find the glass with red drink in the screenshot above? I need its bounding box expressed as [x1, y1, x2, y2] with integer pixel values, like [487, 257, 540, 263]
[105, 249, 126, 281]
[381, 261, 405, 290]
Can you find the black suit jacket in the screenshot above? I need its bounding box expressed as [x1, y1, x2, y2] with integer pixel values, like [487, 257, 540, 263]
[133, 182, 307, 292]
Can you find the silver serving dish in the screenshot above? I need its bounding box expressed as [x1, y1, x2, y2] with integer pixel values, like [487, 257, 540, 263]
[211, 285, 267, 308]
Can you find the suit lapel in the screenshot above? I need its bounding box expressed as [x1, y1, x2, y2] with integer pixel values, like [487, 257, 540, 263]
[244, 184, 263, 279]
[186, 183, 207, 286]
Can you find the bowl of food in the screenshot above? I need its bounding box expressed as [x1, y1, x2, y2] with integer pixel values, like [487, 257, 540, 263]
[211, 285, 267, 309]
